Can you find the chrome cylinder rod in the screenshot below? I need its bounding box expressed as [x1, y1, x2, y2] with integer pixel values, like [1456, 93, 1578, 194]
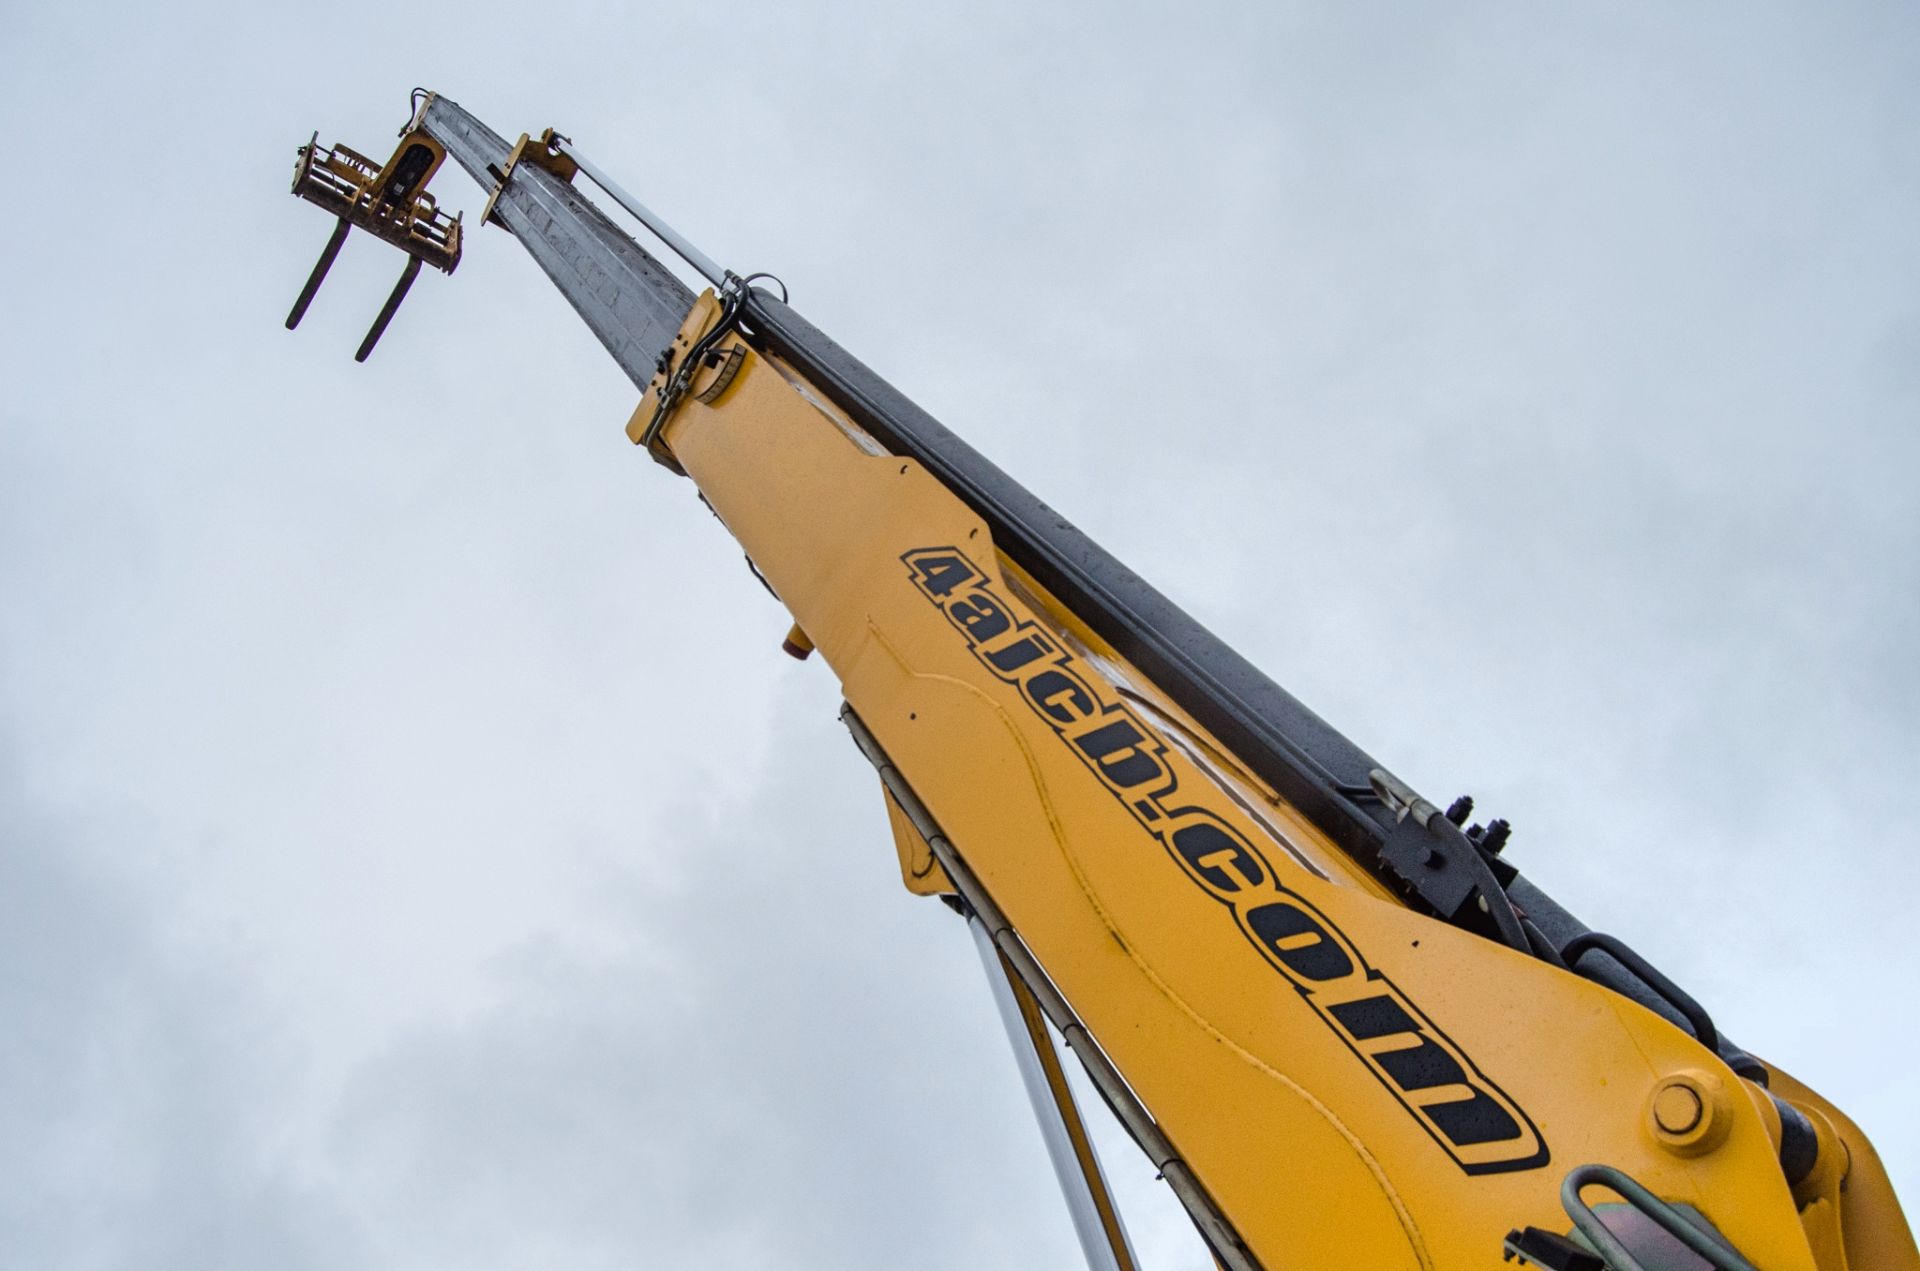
[555, 140, 728, 289]
[968, 915, 1140, 1271]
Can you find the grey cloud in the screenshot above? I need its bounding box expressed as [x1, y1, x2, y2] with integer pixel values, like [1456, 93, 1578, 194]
[2, 0, 1915, 1266]
[0, 762, 373, 1271]
[321, 694, 1095, 1271]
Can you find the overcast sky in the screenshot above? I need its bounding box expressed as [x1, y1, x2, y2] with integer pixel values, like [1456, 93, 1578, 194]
[2, 2, 1916, 1268]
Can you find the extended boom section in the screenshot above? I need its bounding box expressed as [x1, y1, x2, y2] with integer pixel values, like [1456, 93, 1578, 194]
[282, 92, 1917, 1271]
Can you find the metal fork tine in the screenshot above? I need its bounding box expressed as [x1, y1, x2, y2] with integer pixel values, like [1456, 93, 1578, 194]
[286, 218, 351, 330]
[353, 256, 422, 363]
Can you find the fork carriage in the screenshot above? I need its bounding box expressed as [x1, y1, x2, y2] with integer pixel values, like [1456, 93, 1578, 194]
[284, 129, 462, 361]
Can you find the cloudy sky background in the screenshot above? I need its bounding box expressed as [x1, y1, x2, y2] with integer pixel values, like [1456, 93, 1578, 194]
[2, 2, 1916, 1267]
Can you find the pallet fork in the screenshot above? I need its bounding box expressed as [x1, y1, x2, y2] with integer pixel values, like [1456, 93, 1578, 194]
[285, 118, 462, 361]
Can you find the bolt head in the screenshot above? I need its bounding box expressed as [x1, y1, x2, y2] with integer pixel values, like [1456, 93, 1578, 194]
[1653, 1084, 1704, 1134]
[1646, 1070, 1730, 1156]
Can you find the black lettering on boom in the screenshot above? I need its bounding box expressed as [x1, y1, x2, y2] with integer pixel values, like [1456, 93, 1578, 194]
[899, 546, 1547, 1176]
[1026, 669, 1095, 726]
[914, 555, 978, 596]
[1073, 719, 1165, 790]
[985, 633, 1052, 674]
[1246, 902, 1355, 983]
[1373, 1035, 1469, 1092]
[1171, 818, 1267, 893]
[1422, 1090, 1525, 1147]
[1327, 995, 1419, 1040]
[949, 595, 1011, 644]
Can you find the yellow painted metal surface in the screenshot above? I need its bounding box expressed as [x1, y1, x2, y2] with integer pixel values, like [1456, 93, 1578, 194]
[883, 790, 953, 897]
[634, 292, 1915, 1271]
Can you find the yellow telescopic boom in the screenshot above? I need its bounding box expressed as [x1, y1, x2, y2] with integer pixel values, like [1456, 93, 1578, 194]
[283, 91, 1918, 1271]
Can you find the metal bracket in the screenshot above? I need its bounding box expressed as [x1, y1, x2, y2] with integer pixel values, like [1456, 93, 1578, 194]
[1368, 767, 1529, 950]
[1559, 1164, 1759, 1271]
[480, 128, 578, 229]
[624, 290, 743, 470]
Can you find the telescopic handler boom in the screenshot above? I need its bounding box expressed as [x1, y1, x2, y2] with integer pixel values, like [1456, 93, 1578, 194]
[281, 92, 1918, 1271]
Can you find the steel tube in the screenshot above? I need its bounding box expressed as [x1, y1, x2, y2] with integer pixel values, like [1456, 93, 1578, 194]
[967, 916, 1139, 1271]
[556, 140, 728, 288]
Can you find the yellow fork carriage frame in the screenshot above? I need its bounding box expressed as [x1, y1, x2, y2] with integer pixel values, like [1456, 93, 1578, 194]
[285, 117, 462, 361]
[284, 92, 1919, 1271]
